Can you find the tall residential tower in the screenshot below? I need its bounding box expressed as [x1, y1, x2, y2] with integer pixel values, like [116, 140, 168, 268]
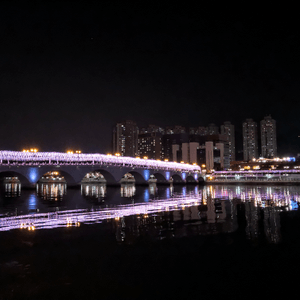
[260, 115, 277, 158]
[243, 119, 258, 161]
[112, 120, 139, 157]
[220, 121, 236, 162]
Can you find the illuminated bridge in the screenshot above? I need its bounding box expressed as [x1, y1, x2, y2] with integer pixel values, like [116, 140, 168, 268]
[0, 151, 201, 188]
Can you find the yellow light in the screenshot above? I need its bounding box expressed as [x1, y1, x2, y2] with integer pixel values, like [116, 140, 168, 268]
[193, 163, 197, 165]
[107, 153, 112, 156]
[115, 153, 120, 156]
[143, 156, 148, 159]
[202, 164, 206, 168]
[180, 161, 184, 164]
[75, 150, 81, 154]
[136, 156, 140, 159]
[156, 159, 161, 161]
[23, 149, 26, 152]
[164, 159, 169, 162]
[67, 150, 74, 154]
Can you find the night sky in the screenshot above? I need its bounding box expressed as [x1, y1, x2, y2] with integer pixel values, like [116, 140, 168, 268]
[1, 2, 299, 157]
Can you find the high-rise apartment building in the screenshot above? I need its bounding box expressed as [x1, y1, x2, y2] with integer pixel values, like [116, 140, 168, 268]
[243, 119, 258, 161]
[220, 121, 236, 161]
[260, 115, 277, 158]
[112, 120, 139, 157]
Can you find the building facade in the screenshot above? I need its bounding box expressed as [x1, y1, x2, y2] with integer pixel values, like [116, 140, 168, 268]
[260, 115, 277, 158]
[138, 132, 162, 160]
[243, 119, 258, 161]
[220, 121, 236, 161]
[112, 120, 139, 157]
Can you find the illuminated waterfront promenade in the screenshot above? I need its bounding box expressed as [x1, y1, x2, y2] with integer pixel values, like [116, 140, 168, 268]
[207, 169, 300, 184]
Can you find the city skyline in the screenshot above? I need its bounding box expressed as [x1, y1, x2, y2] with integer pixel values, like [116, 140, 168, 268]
[111, 116, 280, 167]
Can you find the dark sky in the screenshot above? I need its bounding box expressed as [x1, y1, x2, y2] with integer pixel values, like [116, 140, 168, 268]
[1, 1, 299, 156]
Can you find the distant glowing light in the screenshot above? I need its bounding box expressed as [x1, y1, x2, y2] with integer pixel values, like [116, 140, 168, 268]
[165, 171, 170, 180]
[28, 167, 38, 183]
[143, 170, 150, 181]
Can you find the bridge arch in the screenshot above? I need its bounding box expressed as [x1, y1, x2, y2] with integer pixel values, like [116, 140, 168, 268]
[90, 169, 117, 185]
[172, 174, 184, 183]
[153, 172, 167, 184]
[125, 171, 147, 185]
[0, 171, 31, 187]
[37, 170, 77, 186]
[186, 175, 197, 184]
[198, 176, 205, 184]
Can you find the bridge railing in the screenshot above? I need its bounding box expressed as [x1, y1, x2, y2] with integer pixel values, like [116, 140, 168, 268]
[0, 151, 200, 173]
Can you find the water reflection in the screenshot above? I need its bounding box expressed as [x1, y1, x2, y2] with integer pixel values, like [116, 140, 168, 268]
[81, 183, 106, 199]
[36, 183, 67, 201]
[149, 183, 157, 196]
[4, 183, 21, 197]
[120, 184, 136, 198]
[28, 193, 38, 211]
[1, 184, 300, 244]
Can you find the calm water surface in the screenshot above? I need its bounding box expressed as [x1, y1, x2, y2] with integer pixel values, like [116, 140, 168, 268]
[2, 183, 300, 299]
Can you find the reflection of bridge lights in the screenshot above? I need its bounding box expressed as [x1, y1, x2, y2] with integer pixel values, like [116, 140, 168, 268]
[144, 189, 150, 202]
[120, 184, 135, 198]
[28, 193, 37, 210]
[166, 188, 170, 198]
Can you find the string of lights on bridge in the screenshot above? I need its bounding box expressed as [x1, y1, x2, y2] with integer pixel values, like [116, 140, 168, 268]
[0, 150, 200, 173]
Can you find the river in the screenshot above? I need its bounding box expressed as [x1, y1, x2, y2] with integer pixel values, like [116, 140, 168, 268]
[1, 183, 300, 299]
